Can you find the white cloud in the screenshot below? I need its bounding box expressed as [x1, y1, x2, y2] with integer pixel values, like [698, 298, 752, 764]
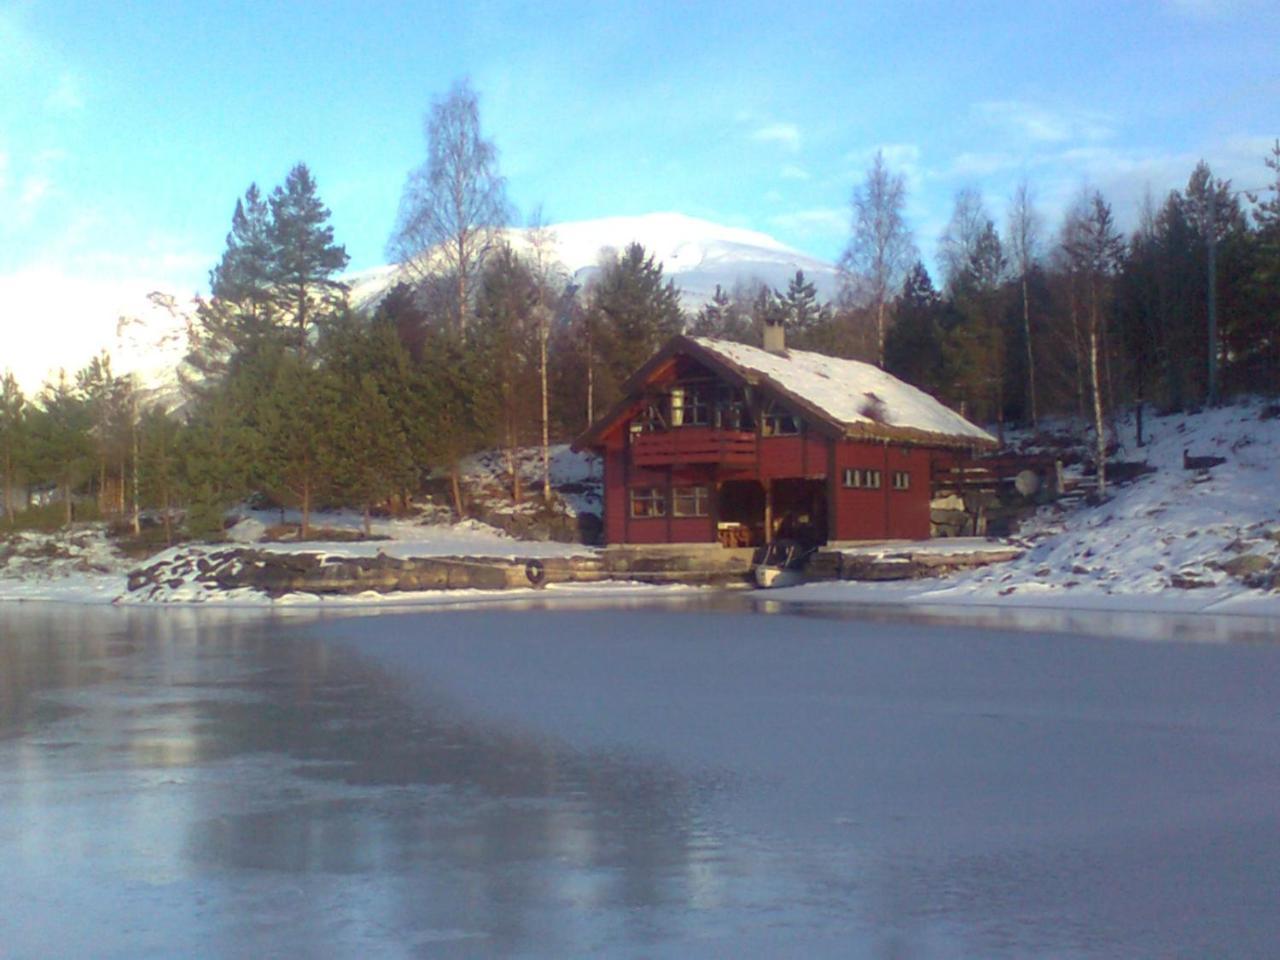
[0, 260, 200, 393]
[974, 100, 1113, 145]
[844, 143, 925, 190]
[780, 164, 811, 181]
[45, 73, 84, 112]
[948, 151, 1024, 178]
[768, 207, 846, 236]
[751, 122, 801, 151]
[18, 173, 52, 211]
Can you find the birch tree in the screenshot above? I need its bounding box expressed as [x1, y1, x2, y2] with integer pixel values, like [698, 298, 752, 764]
[839, 151, 916, 367]
[388, 78, 511, 336]
[1007, 180, 1042, 426]
[1062, 191, 1125, 498]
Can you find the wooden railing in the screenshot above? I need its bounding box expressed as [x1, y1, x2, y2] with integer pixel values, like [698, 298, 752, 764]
[631, 427, 757, 467]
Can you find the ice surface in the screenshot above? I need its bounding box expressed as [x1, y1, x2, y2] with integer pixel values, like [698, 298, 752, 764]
[2, 602, 1279, 958]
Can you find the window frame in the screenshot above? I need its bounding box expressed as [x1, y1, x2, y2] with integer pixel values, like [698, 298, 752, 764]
[672, 485, 710, 518]
[892, 470, 911, 491]
[761, 401, 800, 437]
[629, 486, 667, 518]
[842, 467, 883, 489]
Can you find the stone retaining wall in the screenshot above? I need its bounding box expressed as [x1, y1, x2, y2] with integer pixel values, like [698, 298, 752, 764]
[127, 548, 609, 600]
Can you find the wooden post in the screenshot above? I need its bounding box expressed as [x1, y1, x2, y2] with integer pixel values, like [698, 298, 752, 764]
[764, 479, 774, 544]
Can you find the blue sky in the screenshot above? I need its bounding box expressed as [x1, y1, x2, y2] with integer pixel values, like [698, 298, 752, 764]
[1, 0, 1277, 383]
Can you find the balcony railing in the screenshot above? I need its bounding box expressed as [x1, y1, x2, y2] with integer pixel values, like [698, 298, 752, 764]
[630, 427, 757, 467]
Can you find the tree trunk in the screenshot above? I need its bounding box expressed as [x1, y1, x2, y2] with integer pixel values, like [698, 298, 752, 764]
[1021, 275, 1038, 427]
[875, 298, 886, 368]
[363, 502, 372, 537]
[3, 448, 12, 525]
[1069, 285, 1086, 420]
[161, 476, 173, 546]
[1089, 290, 1107, 499]
[540, 318, 551, 503]
[586, 325, 595, 429]
[450, 463, 464, 518]
[131, 399, 140, 536]
[300, 473, 311, 540]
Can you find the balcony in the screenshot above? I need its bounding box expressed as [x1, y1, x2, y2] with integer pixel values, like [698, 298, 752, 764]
[630, 427, 757, 467]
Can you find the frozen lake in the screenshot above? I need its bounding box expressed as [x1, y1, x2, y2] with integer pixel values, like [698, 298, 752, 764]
[1, 599, 1278, 958]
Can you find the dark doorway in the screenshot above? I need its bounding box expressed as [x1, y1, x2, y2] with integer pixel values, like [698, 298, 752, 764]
[716, 480, 765, 547]
[771, 478, 829, 546]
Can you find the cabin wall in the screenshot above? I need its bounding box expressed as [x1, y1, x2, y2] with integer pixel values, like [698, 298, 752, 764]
[602, 448, 718, 545]
[757, 433, 830, 480]
[603, 445, 628, 546]
[830, 441, 933, 541]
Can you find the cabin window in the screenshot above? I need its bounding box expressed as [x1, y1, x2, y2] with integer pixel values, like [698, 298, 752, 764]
[670, 385, 711, 427]
[892, 471, 911, 490]
[761, 401, 800, 437]
[629, 401, 666, 435]
[629, 486, 666, 518]
[843, 468, 882, 489]
[672, 485, 710, 517]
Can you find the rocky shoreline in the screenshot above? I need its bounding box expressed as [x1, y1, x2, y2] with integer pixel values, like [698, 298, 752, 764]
[125, 547, 613, 600]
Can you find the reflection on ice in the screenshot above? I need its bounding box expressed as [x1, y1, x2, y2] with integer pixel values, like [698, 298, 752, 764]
[1, 601, 1279, 958]
[760, 595, 1280, 644]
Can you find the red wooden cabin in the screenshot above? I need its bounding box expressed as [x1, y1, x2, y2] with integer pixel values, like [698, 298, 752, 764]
[575, 331, 997, 547]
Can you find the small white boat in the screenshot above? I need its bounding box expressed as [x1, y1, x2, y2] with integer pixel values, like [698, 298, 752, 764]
[753, 541, 814, 589]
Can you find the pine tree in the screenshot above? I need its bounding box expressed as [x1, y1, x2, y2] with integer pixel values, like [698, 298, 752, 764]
[268, 163, 350, 354]
[939, 193, 1009, 433]
[253, 351, 344, 538]
[690, 283, 756, 343]
[331, 373, 414, 534]
[28, 374, 93, 525]
[192, 166, 348, 376]
[138, 406, 182, 544]
[1245, 141, 1280, 389]
[76, 352, 130, 518]
[589, 243, 684, 407]
[777, 270, 831, 334]
[193, 184, 280, 375]
[0, 372, 26, 524]
[471, 244, 540, 502]
[886, 262, 951, 398]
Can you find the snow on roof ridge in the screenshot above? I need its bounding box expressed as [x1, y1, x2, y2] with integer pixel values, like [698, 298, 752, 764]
[691, 336, 995, 444]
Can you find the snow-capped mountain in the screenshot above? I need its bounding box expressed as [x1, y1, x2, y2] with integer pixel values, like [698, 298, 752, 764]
[348, 212, 842, 314]
[10, 213, 839, 396]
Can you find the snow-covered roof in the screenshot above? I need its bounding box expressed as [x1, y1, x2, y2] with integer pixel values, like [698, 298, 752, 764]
[690, 337, 996, 446]
[577, 335, 996, 450]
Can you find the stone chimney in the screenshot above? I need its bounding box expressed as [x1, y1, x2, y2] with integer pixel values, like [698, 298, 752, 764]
[762, 317, 786, 355]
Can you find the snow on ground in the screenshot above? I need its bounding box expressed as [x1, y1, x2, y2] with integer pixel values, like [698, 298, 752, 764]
[0, 527, 136, 603]
[772, 397, 1280, 616]
[456, 444, 601, 518]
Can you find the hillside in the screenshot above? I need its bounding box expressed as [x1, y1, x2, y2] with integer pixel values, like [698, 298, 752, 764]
[780, 397, 1280, 617]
